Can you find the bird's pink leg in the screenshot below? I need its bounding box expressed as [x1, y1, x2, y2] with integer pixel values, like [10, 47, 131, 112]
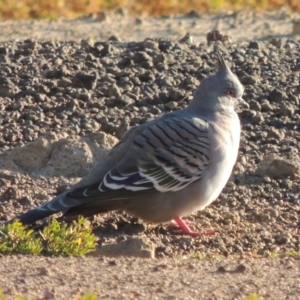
[170, 219, 195, 226]
[173, 217, 215, 237]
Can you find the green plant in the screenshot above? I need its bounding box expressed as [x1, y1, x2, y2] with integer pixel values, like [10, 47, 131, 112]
[0, 217, 96, 256]
[81, 293, 98, 300]
[263, 250, 300, 258]
[285, 250, 300, 257]
[247, 293, 264, 300]
[0, 289, 28, 300]
[263, 250, 279, 258]
[40, 217, 97, 256]
[0, 220, 43, 255]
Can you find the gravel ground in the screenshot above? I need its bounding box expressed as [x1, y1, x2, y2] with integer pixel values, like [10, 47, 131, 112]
[0, 10, 300, 299]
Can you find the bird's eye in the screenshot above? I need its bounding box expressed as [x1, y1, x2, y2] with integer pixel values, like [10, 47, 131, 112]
[227, 88, 235, 97]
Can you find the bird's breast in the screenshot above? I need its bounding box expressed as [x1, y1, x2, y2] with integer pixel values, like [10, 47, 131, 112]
[197, 113, 241, 208]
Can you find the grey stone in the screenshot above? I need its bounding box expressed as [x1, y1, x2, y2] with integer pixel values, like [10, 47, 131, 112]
[95, 237, 155, 258]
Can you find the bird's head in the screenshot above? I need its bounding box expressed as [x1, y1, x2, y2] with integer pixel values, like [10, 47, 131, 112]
[190, 50, 248, 113]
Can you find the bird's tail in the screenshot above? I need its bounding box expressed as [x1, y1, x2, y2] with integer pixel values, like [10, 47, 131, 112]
[4, 192, 70, 225]
[3, 192, 129, 226]
[12, 207, 57, 225]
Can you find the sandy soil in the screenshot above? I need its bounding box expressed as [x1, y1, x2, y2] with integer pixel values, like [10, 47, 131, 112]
[0, 9, 300, 300]
[0, 255, 300, 299]
[0, 9, 299, 43]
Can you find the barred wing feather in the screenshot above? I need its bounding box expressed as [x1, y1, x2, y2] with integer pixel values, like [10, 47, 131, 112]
[71, 116, 210, 198]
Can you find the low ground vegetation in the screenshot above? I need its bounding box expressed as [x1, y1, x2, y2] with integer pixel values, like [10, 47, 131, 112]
[0, 217, 96, 256]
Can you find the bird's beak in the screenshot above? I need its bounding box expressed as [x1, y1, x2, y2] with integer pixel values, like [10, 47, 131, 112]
[236, 98, 249, 110]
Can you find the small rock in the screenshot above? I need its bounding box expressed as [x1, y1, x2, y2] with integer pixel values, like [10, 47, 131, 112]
[256, 155, 300, 179]
[95, 237, 155, 258]
[106, 83, 122, 98]
[118, 222, 146, 234]
[279, 102, 295, 116]
[6, 134, 57, 172]
[144, 39, 159, 51]
[83, 132, 118, 162]
[267, 128, 285, 141]
[135, 18, 143, 25]
[249, 100, 261, 111]
[269, 38, 283, 48]
[248, 41, 262, 49]
[252, 112, 264, 124]
[1, 186, 20, 201]
[275, 233, 290, 245]
[108, 260, 117, 266]
[241, 75, 258, 85]
[37, 266, 51, 276]
[292, 20, 300, 35]
[261, 99, 274, 112]
[108, 35, 121, 42]
[269, 88, 287, 102]
[235, 263, 251, 273]
[217, 266, 227, 273]
[165, 101, 178, 110]
[179, 33, 195, 45]
[19, 196, 32, 207]
[207, 30, 230, 45]
[46, 138, 94, 177]
[34, 193, 50, 200]
[80, 38, 94, 48]
[265, 208, 279, 218]
[185, 10, 201, 18]
[173, 237, 192, 250]
[93, 11, 109, 22]
[0, 168, 19, 180]
[43, 290, 55, 299]
[73, 72, 97, 90]
[240, 110, 257, 119]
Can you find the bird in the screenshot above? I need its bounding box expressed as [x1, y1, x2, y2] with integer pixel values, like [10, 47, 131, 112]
[5, 49, 248, 236]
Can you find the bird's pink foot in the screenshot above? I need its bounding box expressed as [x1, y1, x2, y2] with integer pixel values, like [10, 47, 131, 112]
[170, 218, 195, 226]
[172, 217, 215, 237]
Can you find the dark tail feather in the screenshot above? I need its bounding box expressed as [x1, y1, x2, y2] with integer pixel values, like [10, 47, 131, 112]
[3, 193, 69, 225]
[13, 208, 57, 225]
[2, 186, 137, 226]
[4, 196, 129, 226]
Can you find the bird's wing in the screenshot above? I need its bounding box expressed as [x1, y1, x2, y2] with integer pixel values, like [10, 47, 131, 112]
[68, 115, 210, 198]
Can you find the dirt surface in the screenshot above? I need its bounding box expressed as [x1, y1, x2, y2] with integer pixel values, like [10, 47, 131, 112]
[0, 255, 299, 300]
[0, 9, 299, 43]
[0, 9, 300, 299]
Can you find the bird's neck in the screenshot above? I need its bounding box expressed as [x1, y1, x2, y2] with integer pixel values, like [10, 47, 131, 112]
[184, 104, 212, 117]
[184, 102, 236, 121]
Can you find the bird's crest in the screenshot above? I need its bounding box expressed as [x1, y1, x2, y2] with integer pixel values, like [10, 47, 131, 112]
[215, 46, 231, 74]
